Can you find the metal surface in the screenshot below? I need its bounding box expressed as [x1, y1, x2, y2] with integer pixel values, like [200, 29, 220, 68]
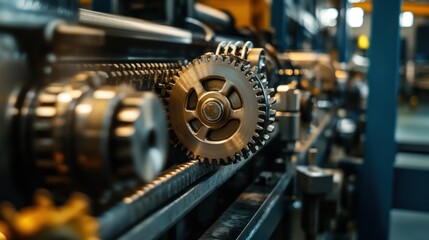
[200, 171, 293, 240]
[358, 0, 402, 239]
[0, 0, 77, 27]
[117, 156, 253, 240]
[275, 84, 301, 144]
[98, 160, 217, 239]
[168, 53, 268, 163]
[237, 172, 293, 240]
[79, 8, 193, 44]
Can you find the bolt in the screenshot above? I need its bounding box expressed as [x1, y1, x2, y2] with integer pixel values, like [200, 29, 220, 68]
[202, 99, 224, 123]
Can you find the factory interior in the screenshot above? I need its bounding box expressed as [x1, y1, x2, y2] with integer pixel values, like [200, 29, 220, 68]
[0, 0, 428, 239]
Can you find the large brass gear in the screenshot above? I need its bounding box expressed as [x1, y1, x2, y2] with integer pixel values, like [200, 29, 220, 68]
[167, 53, 271, 164]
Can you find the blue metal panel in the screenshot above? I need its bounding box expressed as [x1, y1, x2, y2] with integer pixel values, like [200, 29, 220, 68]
[271, 0, 288, 51]
[92, 0, 114, 13]
[337, 0, 350, 63]
[358, 0, 402, 239]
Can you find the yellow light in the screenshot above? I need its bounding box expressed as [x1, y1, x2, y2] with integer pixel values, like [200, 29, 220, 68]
[117, 109, 140, 122]
[358, 35, 370, 50]
[286, 69, 293, 76]
[94, 90, 115, 99]
[277, 85, 289, 92]
[294, 69, 300, 75]
[35, 107, 56, 117]
[335, 70, 348, 79]
[58, 92, 72, 103]
[76, 104, 92, 114]
[115, 126, 135, 137]
[279, 69, 284, 75]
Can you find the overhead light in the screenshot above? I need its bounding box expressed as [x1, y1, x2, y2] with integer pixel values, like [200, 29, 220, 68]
[347, 7, 364, 28]
[348, 0, 363, 3]
[400, 11, 414, 27]
[319, 8, 338, 27]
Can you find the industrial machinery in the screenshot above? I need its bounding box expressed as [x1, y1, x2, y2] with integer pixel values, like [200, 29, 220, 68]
[0, 1, 361, 239]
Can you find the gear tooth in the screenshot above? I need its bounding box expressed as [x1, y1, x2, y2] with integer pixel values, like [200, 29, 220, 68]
[181, 65, 188, 72]
[269, 117, 275, 122]
[264, 134, 270, 141]
[269, 97, 276, 104]
[211, 54, 218, 62]
[202, 56, 210, 62]
[256, 95, 264, 101]
[256, 125, 263, 131]
[270, 109, 276, 116]
[251, 65, 258, 73]
[192, 59, 201, 65]
[258, 103, 265, 109]
[173, 75, 179, 82]
[253, 132, 260, 139]
[267, 88, 274, 95]
[257, 118, 264, 123]
[198, 158, 205, 163]
[267, 124, 275, 133]
[258, 73, 265, 79]
[241, 149, 250, 158]
[262, 80, 268, 87]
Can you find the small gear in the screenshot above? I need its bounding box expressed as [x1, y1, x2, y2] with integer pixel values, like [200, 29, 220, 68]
[32, 72, 108, 190]
[167, 53, 268, 164]
[0, 190, 99, 240]
[30, 71, 168, 198]
[113, 91, 168, 182]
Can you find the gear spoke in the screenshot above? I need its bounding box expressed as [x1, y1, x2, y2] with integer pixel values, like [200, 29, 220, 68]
[195, 125, 210, 140]
[230, 108, 244, 120]
[184, 109, 197, 122]
[193, 82, 206, 98]
[220, 81, 233, 95]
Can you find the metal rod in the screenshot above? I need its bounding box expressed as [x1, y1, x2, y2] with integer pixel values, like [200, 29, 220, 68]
[79, 8, 193, 44]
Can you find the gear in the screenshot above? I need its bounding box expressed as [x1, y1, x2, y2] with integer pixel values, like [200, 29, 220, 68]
[113, 91, 168, 182]
[32, 72, 107, 190]
[30, 72, 168, 198]
[167, 53, 268, 164]
[0, 190, 99, 240]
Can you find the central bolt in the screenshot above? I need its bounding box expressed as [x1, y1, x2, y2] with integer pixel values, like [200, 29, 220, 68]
[202, 99, 224, 123]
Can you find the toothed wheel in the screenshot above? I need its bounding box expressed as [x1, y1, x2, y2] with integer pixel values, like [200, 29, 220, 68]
[113, 91, 168, 182]
[168, 54, 268, 164]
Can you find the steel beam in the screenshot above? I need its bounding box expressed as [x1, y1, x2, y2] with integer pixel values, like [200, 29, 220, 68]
[358, 0, 402, 239]
[271, 0, 288, 51]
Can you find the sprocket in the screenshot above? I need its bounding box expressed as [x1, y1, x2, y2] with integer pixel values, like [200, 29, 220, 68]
[167, 53, 272, 164]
